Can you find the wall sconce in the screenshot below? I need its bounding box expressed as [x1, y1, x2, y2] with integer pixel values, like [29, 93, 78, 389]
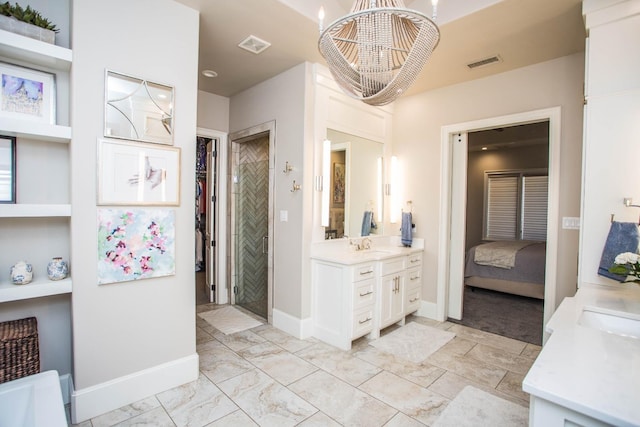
[377, 156, 383, 223]
[390, 155, 399, 224]
[283, 161, 293, 174]
[321, 139, 331, 226]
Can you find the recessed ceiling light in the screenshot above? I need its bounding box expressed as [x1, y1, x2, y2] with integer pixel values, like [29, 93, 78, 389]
[202, 70, 218, 78]
[481, 146, 488, 150]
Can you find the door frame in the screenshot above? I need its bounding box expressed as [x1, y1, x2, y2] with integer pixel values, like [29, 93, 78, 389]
[436, 107, 561, 341]
[197, 127, 227, 304]
[228, 121, 275, 322]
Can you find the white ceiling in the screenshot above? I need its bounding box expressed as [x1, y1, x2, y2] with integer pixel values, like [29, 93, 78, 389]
[174, 0, 586, 99]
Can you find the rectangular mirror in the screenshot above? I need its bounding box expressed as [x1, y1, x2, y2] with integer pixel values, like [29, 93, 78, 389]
[324, 129, 384, 239]
[104, 70, 174, 145]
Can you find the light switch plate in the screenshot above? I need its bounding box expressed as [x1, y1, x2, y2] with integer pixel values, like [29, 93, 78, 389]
[280, 210, 288, 222]
[562, 217, 581, 230]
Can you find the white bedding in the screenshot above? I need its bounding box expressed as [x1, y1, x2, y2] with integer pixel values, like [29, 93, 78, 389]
[473, 240, 537, 269]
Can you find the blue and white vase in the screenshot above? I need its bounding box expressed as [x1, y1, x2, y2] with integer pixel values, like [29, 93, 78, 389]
[47, 257, 68, 281]
[11, 261, 33, 285]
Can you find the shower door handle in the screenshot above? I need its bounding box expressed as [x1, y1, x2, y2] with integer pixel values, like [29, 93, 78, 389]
[262, 236, 268, 254]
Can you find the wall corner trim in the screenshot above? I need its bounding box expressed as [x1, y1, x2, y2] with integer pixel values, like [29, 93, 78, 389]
[70, 353, 199, 424]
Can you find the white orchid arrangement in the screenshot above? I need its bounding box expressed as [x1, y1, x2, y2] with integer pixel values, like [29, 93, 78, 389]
[609, 252, 640, 283]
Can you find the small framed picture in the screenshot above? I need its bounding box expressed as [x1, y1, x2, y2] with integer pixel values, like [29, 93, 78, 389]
[98, 139, 181, 206]
[0, 135, 16, 203]
[0, 62, 56, 124]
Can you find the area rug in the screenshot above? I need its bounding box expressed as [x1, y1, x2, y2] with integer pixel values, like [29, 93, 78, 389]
[369, 322, 455, 363]
[448, 287, 543, 345]
[198, 306, 263, 335]
[433, 386, 528, 427]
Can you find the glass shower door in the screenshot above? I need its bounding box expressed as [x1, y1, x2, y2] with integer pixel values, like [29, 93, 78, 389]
[233, 136, 269, 319]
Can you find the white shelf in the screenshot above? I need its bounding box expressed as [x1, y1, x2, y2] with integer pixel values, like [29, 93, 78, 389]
[0, 118, 71, 143]
[0, 277, 72, 303]
[0, 204, 71, 218]
[0, 29, 72, 71]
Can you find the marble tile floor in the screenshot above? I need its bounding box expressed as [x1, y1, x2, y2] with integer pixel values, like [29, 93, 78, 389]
[70, 305, 540, 426]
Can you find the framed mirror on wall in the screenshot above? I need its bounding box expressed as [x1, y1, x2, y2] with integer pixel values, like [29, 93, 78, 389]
[104, 70, 174, 145]
[324, 129, 384, 240]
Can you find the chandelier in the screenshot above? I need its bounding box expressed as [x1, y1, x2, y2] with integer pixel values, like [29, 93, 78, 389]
[318, 0, 440, 106]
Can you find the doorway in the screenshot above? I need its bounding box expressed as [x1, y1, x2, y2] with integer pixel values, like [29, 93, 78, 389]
[195, 128, 227, 306]
[228, 122, 275, 322]
[437, 108, 561, 344]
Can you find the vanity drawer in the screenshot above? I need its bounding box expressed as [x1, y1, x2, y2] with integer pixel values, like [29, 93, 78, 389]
[405, 286, 421, 313]
[353, 279, 375, 310]
[407, 267, 421, 285]
[352, 306, 374, 338]
[380, 257, 406, 276]
[352, 263, 376, 282]
[407, 253, 422, 268]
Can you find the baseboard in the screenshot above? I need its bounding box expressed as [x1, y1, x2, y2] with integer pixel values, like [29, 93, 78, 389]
[416, 300, 439, 320]
[272, 308, 313, 339]
[71, 353, 199, 424]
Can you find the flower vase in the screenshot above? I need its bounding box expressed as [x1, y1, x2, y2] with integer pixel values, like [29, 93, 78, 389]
[11, 261, 33, 285]
[47, 257, 68, 281]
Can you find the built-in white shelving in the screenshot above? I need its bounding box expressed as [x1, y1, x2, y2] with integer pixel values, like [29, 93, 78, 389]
[0, 118, 71, 143]
[0, 278, 72, 303]
[0, 28, 72, 70]
[0, 204, 71, 218]
[0, 30, 73, 304]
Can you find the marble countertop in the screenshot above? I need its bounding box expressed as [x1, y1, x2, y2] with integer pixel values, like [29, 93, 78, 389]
[310, 236, 424, 265]
[523, 282, 640, 426]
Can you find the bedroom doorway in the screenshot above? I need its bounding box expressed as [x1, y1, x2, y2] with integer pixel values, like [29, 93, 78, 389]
[455, 122, 549, 345]
[437, 107, 561, 344]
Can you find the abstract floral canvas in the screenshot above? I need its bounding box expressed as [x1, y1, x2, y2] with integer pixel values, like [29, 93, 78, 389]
[97, 208, 175, 284]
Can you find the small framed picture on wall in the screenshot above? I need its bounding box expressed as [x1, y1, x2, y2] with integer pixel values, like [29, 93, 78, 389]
[0, 135, 16, 203]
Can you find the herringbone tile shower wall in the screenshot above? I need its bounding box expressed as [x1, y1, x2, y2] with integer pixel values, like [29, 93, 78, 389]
[234, 136, 269, 318]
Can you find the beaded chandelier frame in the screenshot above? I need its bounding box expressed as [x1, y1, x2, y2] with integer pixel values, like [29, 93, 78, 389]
[319, 0, 440, 106]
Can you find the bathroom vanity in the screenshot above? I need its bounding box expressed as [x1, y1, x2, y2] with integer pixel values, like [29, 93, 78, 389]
[523, 283, 640, 426]
[311, 238, 424, 350]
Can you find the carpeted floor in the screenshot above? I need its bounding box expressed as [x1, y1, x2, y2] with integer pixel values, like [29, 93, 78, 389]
[449, 286, 543, 345]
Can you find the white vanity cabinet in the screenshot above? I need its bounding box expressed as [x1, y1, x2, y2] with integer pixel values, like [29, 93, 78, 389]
[404, 253, 423, 315]
[312, 260, 377, 350]
[312, 247, 424, 350]
[379, 256, 407, 330]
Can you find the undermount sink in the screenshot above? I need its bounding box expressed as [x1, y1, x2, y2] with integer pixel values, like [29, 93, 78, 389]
[578, 306, 640, 339]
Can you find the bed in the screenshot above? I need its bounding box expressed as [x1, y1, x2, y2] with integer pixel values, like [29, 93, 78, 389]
[464, 241, 546, 299]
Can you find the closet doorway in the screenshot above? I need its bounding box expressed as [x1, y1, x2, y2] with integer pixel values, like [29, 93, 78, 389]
[195, 128, 227, 306]
[228, 122, 274, 322]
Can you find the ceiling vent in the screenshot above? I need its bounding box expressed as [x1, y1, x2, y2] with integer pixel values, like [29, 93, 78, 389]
[238, 35, 271, 55]
[467, 55, 502, 70]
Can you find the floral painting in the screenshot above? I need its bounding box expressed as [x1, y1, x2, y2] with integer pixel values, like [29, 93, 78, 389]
[97, 208, 175, 284]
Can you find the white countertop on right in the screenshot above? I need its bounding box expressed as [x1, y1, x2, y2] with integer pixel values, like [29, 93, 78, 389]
[523, 283, 640, 426]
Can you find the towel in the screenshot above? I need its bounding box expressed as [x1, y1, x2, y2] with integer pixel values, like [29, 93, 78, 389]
[401, 212, 413, 247]
[598, 221, 640, 281]
[361, 211, 373, 236]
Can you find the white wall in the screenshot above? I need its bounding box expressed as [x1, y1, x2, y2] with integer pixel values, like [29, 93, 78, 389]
[197, 90, 230, 132]
[70, 0, 199, 421]
[580, 0, 640, 285]
[393, 53, 585, 308]
[230, 63, 313, 323]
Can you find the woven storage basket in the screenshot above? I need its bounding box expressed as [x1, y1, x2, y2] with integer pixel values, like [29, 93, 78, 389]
[0, 317, 40, 384]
